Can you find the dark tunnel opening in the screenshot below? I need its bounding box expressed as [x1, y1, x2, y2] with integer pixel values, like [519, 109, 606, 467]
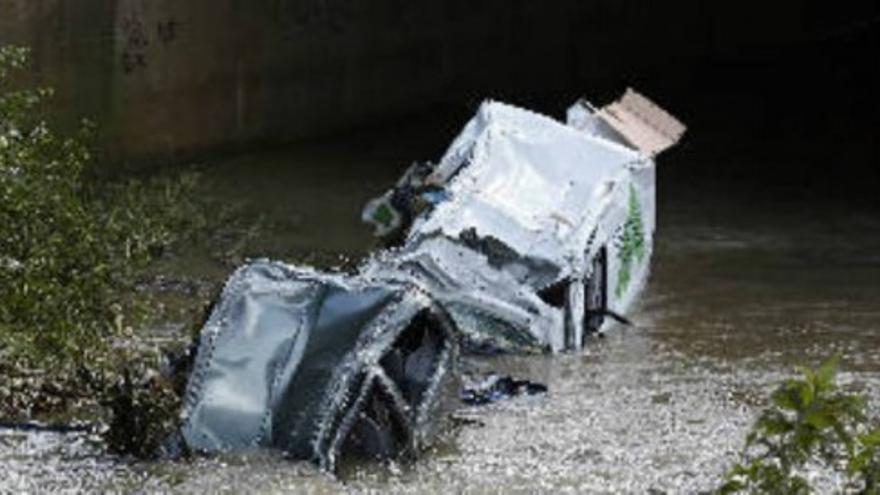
[1, 1, 876, 203]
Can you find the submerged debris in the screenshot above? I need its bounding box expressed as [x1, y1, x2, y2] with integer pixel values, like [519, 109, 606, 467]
[459, 373, 548, 406]
[177, 89, 685, 470]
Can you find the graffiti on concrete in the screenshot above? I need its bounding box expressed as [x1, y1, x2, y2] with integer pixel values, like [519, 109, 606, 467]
[121, 14, 149, 74]
[157, 20, 179, 45]
[120, 13, 181, 74]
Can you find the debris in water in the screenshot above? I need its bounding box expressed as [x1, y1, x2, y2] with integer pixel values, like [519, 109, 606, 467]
[459, 373, 548, 406]
[177, 89, 685, 470]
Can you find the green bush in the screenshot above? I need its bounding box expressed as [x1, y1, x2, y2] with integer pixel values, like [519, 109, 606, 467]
[0, 45, 202, 423]
[720, 355, 880, 494]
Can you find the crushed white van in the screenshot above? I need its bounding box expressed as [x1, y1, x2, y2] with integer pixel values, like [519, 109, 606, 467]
[364, 89, 686, 352]
[179, 89, 685, 469]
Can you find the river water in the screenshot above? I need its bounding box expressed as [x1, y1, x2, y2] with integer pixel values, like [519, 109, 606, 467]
[2, 117, 879, 493]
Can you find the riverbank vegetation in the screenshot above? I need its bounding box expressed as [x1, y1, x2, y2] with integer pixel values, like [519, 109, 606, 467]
[720, 355, 880, 494]
[0, 45, 218, 453]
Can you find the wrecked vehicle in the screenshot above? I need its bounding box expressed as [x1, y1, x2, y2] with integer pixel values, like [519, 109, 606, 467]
[178, 89, 684, 469]
[179, 261, 459, 471]
[363, 89, 685, 352]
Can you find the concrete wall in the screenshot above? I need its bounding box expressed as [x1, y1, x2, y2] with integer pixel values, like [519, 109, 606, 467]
[0, 1, 814, 168]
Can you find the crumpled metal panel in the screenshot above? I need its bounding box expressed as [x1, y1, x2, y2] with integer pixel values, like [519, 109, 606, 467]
[411, 101, 642, 263]
[593, 88, 687, 156]
[364, 96, 670, 352]
[364, 234, 564, 353]
[178, 91, 682, 468]
[180, 260, 458, 470]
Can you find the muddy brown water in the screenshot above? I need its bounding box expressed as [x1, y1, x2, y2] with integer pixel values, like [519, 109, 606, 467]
[3, 121, 879, 493]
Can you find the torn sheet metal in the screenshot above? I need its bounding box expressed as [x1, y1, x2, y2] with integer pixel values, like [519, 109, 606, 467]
[179, 260, 458, 471]
[364, 89, 685, 352]
[178, 89, 684, 468]
[591, 88, 687, 156]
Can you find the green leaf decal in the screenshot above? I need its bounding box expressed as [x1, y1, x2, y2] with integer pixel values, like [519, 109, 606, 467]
[616, 183, 646, 298]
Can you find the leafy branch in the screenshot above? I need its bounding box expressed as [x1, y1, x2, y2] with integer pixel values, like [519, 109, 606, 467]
[720, 355, 880, 494]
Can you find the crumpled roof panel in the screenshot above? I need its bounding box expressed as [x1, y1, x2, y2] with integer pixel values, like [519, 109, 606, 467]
[412, 101, 643, 271]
